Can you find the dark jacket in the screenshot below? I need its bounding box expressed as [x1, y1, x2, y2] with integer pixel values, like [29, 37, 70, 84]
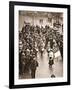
[30, 60, 38, 70]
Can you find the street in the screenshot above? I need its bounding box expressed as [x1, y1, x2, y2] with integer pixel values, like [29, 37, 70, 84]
[19, 50, 63, 79]
[35, 50, 63, 78]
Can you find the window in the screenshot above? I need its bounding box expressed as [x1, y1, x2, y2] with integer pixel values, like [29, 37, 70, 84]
[48, 18, 52, 23]
[39, 19, 43, 24]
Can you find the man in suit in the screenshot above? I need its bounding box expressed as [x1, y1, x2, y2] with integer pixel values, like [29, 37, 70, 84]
[30, 57, 38, 78]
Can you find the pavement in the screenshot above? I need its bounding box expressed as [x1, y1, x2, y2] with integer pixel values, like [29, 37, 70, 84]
[19, 50, 63, 79]
[35, 50, 63, 78]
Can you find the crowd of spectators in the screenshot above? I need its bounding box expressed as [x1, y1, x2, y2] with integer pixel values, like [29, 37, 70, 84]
[19, 23, 63, 77]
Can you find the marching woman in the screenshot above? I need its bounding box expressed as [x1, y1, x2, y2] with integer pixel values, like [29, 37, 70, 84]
[48, 49, 55, 68]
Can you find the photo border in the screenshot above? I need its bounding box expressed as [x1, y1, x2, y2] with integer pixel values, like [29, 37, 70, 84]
[9, 1, 70, 89]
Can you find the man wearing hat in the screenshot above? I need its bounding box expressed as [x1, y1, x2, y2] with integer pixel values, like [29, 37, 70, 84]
[21, 52, 26, 74]
[30, 57, 38, 78]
